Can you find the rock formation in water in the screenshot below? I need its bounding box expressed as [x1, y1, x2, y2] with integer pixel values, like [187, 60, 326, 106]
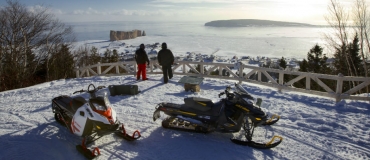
[110, 30, 145, 41]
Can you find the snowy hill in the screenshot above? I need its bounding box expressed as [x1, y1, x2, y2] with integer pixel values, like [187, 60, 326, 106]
[0, 75, 369, 160]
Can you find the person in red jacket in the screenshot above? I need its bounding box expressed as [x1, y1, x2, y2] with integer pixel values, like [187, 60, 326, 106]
[135, 44, 150, 80]
[157, 42, 174, 84]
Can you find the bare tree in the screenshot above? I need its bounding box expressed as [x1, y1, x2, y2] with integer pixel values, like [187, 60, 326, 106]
[325, 0, 360, 80]
[0, 0, 75, 91]
[353, 0, 369, 92]
[353, 0, 369, 75]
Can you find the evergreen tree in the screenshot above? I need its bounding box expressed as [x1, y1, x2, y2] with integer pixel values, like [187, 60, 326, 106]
[49, 44, 75, 80]
[89, 46, 101, 65]
[210, 69, 219, 75]
[332, 34, 362, 77]
[347, 33, 363, 76]
[306, 44, 328, 74]
[110, 49, 120, 62]
[103, 49, 112, 63]
[279, 57, 287, 69]
[333, 44, 348, 75]
[299, 59, 309, 72]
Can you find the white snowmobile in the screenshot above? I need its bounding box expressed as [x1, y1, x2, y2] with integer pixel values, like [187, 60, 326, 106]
[153, 83, 282, 149]
[52, 84, 140, 159]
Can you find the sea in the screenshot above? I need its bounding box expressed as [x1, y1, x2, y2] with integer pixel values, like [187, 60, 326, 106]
[67, 21, 331, 60]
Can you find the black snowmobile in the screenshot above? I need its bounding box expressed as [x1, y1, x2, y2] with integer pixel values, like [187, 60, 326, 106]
[153, 83, 282, 149]
[52, 84, 141, 159]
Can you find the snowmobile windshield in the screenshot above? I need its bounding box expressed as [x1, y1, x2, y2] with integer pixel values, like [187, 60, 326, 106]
[234, 83, 248, 95]
[239, 93, 255, 105]
[234, 92, 256, 105]
[91, 101, 108, 111]
[234, 84, 255, 103]
[90, 95, 111, 111]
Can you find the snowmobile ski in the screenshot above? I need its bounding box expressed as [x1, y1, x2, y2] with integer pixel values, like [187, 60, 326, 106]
[114, 124, 141, 141]
[230, 135, 283, 149]
[263, 114, 280, 125]
[76, 138, 101, 159]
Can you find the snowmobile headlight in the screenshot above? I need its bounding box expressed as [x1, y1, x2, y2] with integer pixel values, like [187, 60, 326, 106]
[255, 118, 261, 121]
[96, 125, 101, 130]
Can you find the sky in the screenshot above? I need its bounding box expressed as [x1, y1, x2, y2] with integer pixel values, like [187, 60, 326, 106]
[0, 73, 369, 160]
[0, 0, 356, 25]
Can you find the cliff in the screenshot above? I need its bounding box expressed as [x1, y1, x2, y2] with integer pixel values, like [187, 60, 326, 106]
[204, 19, 314, 27]
[110, 30, 146, 41]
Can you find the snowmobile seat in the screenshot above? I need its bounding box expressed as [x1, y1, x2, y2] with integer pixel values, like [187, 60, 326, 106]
[70, 97, 87, 113]
[184, 97, 213, 112]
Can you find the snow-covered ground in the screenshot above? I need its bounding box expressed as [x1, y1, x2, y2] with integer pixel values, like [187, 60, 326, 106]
[0, 74, 369, 160]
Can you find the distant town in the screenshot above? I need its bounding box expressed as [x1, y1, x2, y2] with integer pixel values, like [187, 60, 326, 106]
[108, 42, 302, 72]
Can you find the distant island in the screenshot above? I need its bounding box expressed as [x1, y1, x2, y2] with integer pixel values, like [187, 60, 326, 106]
[204, 19, 314, 27]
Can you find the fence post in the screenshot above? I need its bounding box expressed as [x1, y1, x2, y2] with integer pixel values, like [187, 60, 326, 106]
[183, 63, 186, 73]
[336, 73, 344, 102]
[279, 71, 284, 85]
[116, 65, 119, 74]
[97, 62, 101, 75]
[306, 76, 311, 90]
[258, 71, 261, 81]
[200, 63, 204, 74]
[82, 64, 89, 77]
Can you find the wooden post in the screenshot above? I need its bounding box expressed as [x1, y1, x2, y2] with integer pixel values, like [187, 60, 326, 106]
[183, 63, 186, 73]
[116, 65, 119, 74]
[336, 73, 344, 102]
[279, 71, 284, 85]
[306, 77, 311, 90]
[97, 62, 101, 75]
[258, 71, 261, 81]
[200, 64, 204, 74]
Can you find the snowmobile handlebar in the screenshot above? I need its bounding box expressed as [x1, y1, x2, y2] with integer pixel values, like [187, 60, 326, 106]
[218, 92, 225, 98]
[218, 86, 235, 100]
[73, 89, 86, 94]
[72, 84, 106, 95]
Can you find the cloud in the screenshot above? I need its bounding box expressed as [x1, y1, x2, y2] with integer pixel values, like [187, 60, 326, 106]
[146, 4, 174, 8]
[50, 0, 353, 24]
[27, 5, 48, 13]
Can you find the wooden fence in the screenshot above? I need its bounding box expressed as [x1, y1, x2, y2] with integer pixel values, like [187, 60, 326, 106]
[75, 61, 370, 102]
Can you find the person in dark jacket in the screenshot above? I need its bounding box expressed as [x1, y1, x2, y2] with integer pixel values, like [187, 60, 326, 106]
[157, 42, 174, 84]
[135, 44, 150, 80]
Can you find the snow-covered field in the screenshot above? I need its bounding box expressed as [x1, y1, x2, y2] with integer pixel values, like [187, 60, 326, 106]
[0, 74, 369, 160]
